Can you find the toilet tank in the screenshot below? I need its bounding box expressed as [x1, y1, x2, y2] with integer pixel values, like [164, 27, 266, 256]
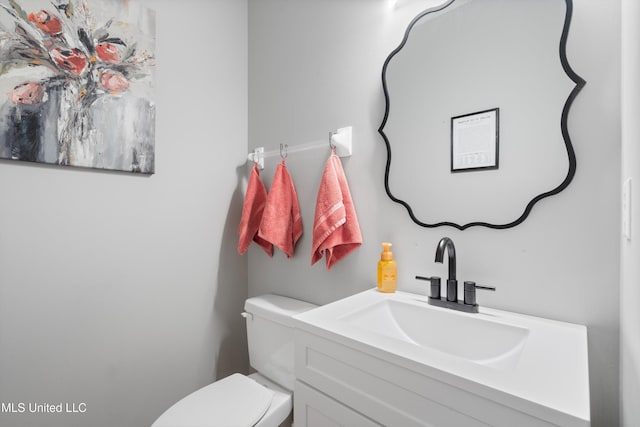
[244, 294, 317, 391]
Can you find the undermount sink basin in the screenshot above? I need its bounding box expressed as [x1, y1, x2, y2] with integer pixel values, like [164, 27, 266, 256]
[339, 298, 529, 367]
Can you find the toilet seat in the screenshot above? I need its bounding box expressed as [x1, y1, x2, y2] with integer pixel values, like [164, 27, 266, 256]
[151, 373, 292, 427]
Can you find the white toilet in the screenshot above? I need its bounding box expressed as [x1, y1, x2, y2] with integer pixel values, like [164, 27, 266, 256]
[152, 294, 317, 427]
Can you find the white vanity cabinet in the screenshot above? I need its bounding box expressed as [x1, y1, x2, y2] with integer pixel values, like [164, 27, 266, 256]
[292, 290, 590, 427]
[294, 330, 571, 427]
[294, 380, 382, 427]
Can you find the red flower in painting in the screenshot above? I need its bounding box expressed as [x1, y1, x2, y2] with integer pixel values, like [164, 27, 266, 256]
[50, 48, 87, 75]
[99, 70, 129, 93]
[7, 82, 45, 105]
[27, 10, 62, 35]
[96, 42, 121, 64]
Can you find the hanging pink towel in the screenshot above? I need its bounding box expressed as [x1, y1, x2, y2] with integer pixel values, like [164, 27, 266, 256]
[311, 153, 362, 270]
[258, 161, 303, 258]
[237, 164, 273, 256]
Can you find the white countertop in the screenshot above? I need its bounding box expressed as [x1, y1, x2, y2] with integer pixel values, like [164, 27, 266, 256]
[293, 288, 590, 425]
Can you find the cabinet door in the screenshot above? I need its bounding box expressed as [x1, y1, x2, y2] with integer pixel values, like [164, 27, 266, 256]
[294, 381, 382, 427]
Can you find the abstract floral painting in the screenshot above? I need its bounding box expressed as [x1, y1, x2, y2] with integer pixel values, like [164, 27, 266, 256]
[0, 0, 155, 174]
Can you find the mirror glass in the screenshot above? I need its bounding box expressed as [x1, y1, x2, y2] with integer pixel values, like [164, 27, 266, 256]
[379, 0, 584, 229]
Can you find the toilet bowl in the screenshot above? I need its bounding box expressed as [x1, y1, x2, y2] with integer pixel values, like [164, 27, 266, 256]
[151, 373, 291, 427]
[151, 294, 317, 427]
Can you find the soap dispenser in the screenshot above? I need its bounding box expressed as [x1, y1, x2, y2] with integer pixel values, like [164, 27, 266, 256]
[377, 242, 397, 293]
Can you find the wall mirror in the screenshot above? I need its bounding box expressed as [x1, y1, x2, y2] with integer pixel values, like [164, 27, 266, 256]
[379, 0, 585, 230]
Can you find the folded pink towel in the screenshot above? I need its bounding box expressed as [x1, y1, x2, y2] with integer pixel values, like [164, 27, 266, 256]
[258, 161, 302, 258]
[237, 164, 273, 256]
[311, 153, 362, 270]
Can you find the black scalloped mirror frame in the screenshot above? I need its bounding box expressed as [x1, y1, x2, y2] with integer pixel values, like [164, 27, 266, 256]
[378, 0, 586, 230]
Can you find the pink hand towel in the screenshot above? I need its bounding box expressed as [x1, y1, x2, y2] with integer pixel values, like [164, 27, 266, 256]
[311, 153, 362, 270]
[237, 164, 273, 256]
[258, 161, 303, 258]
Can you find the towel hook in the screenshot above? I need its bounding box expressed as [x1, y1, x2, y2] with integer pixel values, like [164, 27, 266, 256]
[280, 143, 288, 160]
[329, 131, 336, 150]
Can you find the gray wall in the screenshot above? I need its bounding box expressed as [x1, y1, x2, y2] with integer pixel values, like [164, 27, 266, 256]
[0, 1, 248, 426]
[248, 0, 621, 425]
[620, 0, 640, 425]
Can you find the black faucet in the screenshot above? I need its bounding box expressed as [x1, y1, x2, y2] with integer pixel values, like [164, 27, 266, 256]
[416, 237, 495, 313]
[435, 237, 457, 302]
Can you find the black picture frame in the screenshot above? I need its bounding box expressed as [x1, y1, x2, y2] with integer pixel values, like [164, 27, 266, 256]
[450, 108, 499, 173]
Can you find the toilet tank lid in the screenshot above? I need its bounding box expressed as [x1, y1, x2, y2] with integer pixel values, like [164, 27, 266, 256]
[245, 294, 317, 326]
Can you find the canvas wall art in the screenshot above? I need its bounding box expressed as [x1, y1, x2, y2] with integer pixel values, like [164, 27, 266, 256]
[0, 0, 155, 174]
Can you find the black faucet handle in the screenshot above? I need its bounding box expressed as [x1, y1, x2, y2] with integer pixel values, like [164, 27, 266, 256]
[416, 275, 441, 299]
[463, 281, 496, 306]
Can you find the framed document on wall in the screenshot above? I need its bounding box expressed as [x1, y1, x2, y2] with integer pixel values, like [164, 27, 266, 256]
[451, 108, 499, 172]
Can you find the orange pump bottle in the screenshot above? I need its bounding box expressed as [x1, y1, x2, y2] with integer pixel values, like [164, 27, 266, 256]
[377, 242, 397, 293]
